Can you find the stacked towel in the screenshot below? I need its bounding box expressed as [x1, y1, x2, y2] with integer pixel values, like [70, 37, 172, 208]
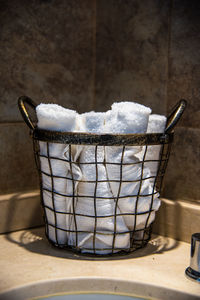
[136, 114, 167, 183]
[36, 103, 82, 245]
[133, 114, 166, 238]
[110, 101, 151, 133]
[68, 111, 130, 254]
[104, 102, 160, 232]
[36, 101, 165, 254]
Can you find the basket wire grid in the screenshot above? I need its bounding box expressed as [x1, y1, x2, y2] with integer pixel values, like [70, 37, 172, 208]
[18, 97, 186, 256]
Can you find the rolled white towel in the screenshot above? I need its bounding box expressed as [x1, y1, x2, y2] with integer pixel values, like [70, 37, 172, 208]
[104, 101, 160, 232]
[68, 111, 130, 254]
[105, 101, 151, 154]
[136, 114, 167, 183]
[36, 103, 82, 245]
[104, 101, 151, 194]
[110, 101, 151, 134]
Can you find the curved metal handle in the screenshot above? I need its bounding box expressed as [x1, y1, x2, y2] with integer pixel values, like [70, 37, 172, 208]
[18, 96, 187, 133]
[165, 99, 187, 133]
[18, 96, 37, 130]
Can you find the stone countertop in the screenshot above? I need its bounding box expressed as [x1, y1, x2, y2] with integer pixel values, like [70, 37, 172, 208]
[0, 227, 199, 299]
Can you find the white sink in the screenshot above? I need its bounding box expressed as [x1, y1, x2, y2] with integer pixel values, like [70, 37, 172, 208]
[0, 278, 199, 300]
[36, 294, 146, 300]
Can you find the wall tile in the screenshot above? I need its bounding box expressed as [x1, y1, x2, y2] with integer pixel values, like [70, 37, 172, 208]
[0, 0, 199, 210]
[0, 123, 39, 194]
[153, 198, 200, 243]
[0, 191, 43, 234]
[163, 127, 200, 201]
[167, 0, 200, 128]
[95, 0, 170, 114]
[0, 0, 95, 121]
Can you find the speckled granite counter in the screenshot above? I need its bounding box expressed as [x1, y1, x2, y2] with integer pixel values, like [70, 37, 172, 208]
[0, 227, 199, 299]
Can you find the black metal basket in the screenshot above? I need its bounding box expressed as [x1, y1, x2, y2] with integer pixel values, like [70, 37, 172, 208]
[18, 96, 186, 256]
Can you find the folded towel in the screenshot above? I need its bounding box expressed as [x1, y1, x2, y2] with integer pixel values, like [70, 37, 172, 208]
[136, 114, 167, 183]
[36, 103, 82, 245]
[68, 111, 130, 254]
[104, 101, 160, 232]
[105, 101, 151, 154]
[36, 101, 164, 253]
[110, 101, 152, 132]
[104, 101, 151, 194]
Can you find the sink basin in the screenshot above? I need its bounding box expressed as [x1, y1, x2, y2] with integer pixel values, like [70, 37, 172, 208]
[0, 278, 199, 300]
[36, 294, 147, 300]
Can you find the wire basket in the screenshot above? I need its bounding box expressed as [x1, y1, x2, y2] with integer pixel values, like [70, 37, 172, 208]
[18, 97, 186, 256]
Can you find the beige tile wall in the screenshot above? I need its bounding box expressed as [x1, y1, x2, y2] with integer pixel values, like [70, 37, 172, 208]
[0, 0, 199, 236]
[163, 0, 200, 202]
[94, 0, 200, 203]
[0, 0, 96, 194]
[95, 0, 169, 114]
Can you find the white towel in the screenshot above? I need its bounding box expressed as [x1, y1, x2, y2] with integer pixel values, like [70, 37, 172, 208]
[104, 101, 160, 232]
[36, 103, 82, 245]
[131, 114, 166, 239]
[104, 101, 152, 195]
[110, 101, 151, 132]
[105, 101, 152, 154]
[136, 114, 167, 183]
[68, 111, 130, 254]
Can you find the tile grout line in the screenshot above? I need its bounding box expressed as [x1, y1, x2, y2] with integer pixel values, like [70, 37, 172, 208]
[0, 121, 25, 125]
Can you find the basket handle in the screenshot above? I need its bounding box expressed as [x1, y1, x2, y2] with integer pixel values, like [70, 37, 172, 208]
[165, 99, 187, 133]
[18, 95, 187, 133]
[18, 96, 37, 130]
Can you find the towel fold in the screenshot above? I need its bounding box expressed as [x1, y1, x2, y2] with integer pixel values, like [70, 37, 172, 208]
[68, 111, 130, 254]
[136, 114, 167, 183]
[36, 103, 82, 245]
[110, 101, 152, 131]
[104, 101, 160, 232]
[36, 101, 164, 253]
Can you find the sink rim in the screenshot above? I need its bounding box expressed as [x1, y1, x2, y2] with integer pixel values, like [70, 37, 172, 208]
[0, 277, 199, 300]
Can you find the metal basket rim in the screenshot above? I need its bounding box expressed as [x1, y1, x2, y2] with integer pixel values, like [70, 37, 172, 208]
[33, 128, 173, 146]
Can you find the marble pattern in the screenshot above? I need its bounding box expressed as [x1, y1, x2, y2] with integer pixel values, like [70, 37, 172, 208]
[0, 231, 199, 298]
[153, 198, 200, 243]
[163, 127, 200, 201]
[0, 191, 43, 234]
[95, 0, 170, 114]
[0, 0, 199, 208]
[0, 123, 39, 194]
[167, 0, 200, 128]
[0, 0, 95, 121]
